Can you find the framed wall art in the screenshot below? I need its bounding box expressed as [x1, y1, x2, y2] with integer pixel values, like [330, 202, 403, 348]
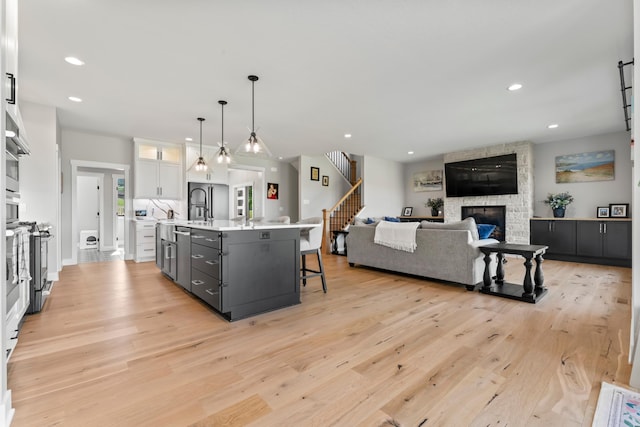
[310, 167, 319, 181]
[402, 207, 413, 216]
[596, 206, 609, 218]
[555, 150, 614, 183]
[413, 169, 443, 192]
[267, 182, 279, 200]
[322, 176, 329, 186]
[609, 203, 629, 218]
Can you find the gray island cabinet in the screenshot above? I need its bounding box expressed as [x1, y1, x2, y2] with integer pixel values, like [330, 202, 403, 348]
[159, 221, 305, 321]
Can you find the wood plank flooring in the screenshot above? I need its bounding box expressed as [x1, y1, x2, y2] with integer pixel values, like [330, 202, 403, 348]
[7, 255, 632, 426]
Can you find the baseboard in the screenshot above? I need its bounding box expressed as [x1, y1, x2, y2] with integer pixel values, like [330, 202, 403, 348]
[62, 258, 75, 266]
[47, 271, 59, 282]
[0, 389, 15, 427]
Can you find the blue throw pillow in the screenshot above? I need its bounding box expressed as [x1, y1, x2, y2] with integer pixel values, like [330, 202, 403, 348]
[365, 217, 376, 224]
[477, 224, 496, 239]
[384, 216, 401, 222]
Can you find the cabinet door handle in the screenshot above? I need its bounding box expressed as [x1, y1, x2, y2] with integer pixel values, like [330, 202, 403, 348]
[603, 223, 607, 234]
[191, 254, 203, 259]
[191, 280, 204, 286]
[6, 73, 15, 104]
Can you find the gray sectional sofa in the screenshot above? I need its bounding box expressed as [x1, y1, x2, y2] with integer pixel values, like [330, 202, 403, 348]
[346, 217, 498, 288]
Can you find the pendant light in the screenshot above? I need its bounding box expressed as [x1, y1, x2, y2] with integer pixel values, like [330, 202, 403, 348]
[216, 100, 231, 164]
[237, 74, 272, 156]
[195, 117, 207, 171]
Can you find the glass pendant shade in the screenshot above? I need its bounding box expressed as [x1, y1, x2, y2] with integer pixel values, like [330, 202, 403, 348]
[216, 100, 231, 164]
[195, 117, 207, 171]
[236, 75, 271, 157]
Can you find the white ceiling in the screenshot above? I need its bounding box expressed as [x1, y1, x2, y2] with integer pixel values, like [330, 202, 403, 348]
[18, 0, 634, 163]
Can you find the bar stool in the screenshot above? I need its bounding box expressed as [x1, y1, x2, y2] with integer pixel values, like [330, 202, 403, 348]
[297, 217, 327, 293]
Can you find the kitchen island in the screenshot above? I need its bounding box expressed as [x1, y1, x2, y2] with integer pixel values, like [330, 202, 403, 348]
[157, 220, 319, 321]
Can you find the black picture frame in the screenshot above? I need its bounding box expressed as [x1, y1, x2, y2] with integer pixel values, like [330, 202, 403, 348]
[596, 206, 609, 218]
[310, 167, 319, 181]
[267, 182, 279, 200]
[322, 175, 329, 186]
[402, 207, 413, 216]
[609, 203, 629, 218]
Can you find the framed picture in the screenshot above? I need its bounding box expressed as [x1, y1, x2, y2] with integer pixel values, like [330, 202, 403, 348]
[322, 176, 329, 186]
[609, 203, 629, 218]
[596, 206, 610, 218]
[310, 167, 319, 181]
[413, 169, 443, 192]
[402, 207, 413, 216]
[555, 150, 615, 183]
[267, 182, 279, 200]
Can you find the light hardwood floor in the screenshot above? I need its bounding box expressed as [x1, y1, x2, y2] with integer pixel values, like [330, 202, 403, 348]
[8, 255, 632, 426]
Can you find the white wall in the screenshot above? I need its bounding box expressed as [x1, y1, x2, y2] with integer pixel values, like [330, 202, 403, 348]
[404, 156, 445, 216]
[20, 101, 61, 280]
[628, 0, 640, 388]
[299, 154, 351, 220]
[533, 131, 632, 218]
[361, 155, 404, 218]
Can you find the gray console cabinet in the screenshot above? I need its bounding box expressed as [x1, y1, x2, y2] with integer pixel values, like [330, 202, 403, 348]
[576, 221, 631, 261]
[530, 220, 576, 256]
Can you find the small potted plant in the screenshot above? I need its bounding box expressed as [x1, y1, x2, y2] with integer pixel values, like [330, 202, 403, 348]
[425, 197, 444, 217]
[543, 192, 574, 218]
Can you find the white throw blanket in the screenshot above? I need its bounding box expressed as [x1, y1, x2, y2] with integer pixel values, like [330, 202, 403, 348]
[374, 221, 420, 253]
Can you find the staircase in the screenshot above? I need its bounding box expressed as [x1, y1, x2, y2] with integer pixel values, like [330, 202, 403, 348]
[322, 151, 364, 254]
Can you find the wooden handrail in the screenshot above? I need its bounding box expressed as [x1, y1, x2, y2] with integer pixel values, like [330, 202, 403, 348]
[328, 177, 362, 212]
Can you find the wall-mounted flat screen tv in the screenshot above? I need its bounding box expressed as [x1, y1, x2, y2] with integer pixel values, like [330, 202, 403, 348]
[444, 153, 518, 197]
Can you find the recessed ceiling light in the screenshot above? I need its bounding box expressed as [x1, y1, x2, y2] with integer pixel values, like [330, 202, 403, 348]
[507, 83, 523, 91]
[5, 130, 16, 138]
[344, 133, 352, 138]
[64, 56, 85, 66]
[278, 156, 283, 160]
[185, 137, 193, 142]
[68, 96, 82, 102]
[408, 151, 414, 155]
[547, 123, 559, 129]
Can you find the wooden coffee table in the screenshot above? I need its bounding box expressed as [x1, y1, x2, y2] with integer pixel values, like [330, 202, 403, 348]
[477, 242, 549, 303]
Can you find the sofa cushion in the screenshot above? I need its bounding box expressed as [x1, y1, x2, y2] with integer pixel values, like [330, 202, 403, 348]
[477, 223, 496, 239]
[419, 217, 480, 240]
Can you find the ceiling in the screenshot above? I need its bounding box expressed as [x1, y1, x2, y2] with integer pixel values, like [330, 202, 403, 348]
[18, 0, 634, 163]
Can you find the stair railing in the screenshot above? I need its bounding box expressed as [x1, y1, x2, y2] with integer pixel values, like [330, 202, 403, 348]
[326, 151, 357, 184]
[322, 178, 363, 254]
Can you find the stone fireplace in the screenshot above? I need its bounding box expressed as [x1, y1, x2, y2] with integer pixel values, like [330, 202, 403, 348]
[443, 141, 533, 244]
[462, 205, 506, 241]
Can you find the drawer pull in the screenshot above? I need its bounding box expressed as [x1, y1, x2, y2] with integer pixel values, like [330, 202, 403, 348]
[144, 234, 154, 238]
[205, 238, 216, 242]
[192, 235, 205, 239]
[144, 249, 154, 252]
[191, 254, 204, 259]
[191, 280, 204, 286]
[205, 289, 216, 296]
[205, 260, 218, 265]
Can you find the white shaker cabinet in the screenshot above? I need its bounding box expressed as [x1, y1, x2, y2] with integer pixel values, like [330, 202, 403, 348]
[134, 138, 183, 199]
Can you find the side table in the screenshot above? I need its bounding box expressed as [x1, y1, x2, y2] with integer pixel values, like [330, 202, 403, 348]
[477, 242, 549, 304]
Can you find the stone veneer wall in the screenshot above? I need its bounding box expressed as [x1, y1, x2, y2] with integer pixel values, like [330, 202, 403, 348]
[443, 141, 534, 244]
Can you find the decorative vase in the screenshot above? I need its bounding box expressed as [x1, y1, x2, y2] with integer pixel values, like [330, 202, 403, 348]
[553, 207, 566, 218]
[431, 208, 439, 217]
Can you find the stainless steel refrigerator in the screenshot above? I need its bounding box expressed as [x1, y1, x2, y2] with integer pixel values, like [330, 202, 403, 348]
[187, 182, 230, 221]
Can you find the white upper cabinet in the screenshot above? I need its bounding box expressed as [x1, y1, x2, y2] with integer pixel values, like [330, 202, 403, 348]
[184, 143, 228, 184]
[5, 0, 18, 119]
[134, 138, 183, 199]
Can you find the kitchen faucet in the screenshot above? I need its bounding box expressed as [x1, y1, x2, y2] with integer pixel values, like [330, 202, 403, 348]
[188, 187, 208, 221]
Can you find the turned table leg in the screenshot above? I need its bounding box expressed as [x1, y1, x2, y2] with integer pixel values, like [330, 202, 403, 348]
[482, 252, 493, 291]
[495, 252, 505, 284]
[534, 253, 545, 291]
[522, 255, 534, 299]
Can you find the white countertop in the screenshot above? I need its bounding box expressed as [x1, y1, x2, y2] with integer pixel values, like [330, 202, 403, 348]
[159, 219, 321, 231]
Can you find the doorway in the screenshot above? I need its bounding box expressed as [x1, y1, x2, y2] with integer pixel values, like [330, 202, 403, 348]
[70, 160, 131, 265]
